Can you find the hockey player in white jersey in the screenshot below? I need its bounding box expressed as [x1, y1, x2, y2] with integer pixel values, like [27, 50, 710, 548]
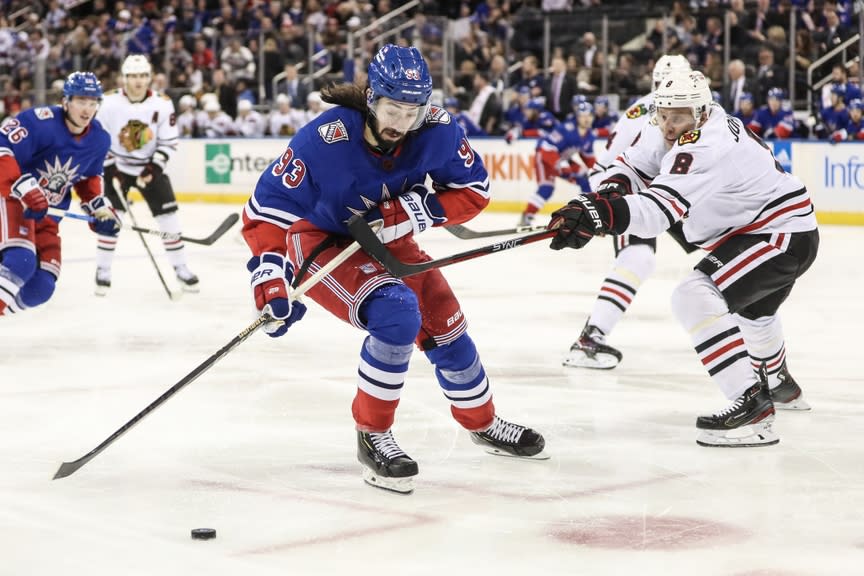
[94, 54, 199, 294]
[233, 99, 266, 137]
[549, 70, 818, 447]
[267, 93, 306, 137]
[176, 94, 198, 137]
[564, 54, 693, 369]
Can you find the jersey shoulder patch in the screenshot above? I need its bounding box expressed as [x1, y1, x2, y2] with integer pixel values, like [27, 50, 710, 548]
[426, 105, 450, 125]
[317, 119, 349, 143]
[34, 107, 54, 120]
[625, 103, 648, 119]
[677, 129, 701, 146]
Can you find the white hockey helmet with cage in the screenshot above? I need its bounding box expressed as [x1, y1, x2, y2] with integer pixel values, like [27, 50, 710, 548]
[121, 54, 152, 78]
[653, 70, 713, 123]
[652, 54, 691, 90]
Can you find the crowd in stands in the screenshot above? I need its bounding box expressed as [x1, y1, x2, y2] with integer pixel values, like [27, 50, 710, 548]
[1, 0, 861, 141]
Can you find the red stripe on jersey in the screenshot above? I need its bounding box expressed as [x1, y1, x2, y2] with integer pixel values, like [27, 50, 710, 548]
[714, 244, 775, 285]
[704, 198, 812, 251]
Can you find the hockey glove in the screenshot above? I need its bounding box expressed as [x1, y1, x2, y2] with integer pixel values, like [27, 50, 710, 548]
[595, 174, 631, 199]
[548, 193, 614, 250]
[139, 162, 163, 182]
[247, 252, 307, 337]
[364, 184, 447, 244]
[10, 175, 49, 220]
[81, 196, 123, 236]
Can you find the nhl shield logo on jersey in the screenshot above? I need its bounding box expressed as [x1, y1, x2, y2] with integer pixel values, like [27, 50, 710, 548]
[119, 119, 154, 152]
[625, 104, 648, 119]
[34, 107, 55, 120]
[426, 105, 450, 125]
[678, 129, 701, 146]
[318, 119, 349, 143]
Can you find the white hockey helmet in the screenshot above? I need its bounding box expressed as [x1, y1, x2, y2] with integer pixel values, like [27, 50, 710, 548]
[653, 70, 712, 122]
[179, 94, 196, 109]
[121, 54, 152, 77]
[652, 54, 691, 90]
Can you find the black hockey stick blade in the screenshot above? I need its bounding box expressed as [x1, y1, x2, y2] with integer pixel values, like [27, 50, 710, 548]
[162, 212, 240, 246]
[53, 314, 269, 479]
[444, 223, 548, 239]
[347, 215, 556, 278]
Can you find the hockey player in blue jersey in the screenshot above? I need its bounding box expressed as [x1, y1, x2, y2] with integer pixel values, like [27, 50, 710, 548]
[0, 71, 121, 316]
[241, 44, 547, 494]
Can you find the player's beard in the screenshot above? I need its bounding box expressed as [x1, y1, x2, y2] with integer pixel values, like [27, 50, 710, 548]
[366, 116, 406, 154]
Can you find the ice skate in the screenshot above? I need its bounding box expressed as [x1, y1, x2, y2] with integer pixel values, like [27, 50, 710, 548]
[517, 212, 535, 227]
[94, 267, 111, 297]
[174, 264, 200, 293]
[769, 362, 811, 411]
[357, 430, 418, 494]
[470, 415, 549, 459]
[696, 381, 778, 448]
[563, 323, 622, 369]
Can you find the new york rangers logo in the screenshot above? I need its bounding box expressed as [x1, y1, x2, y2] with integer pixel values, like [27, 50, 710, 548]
[318, 119, 349, 143]
[34, 107, 55, 120]
[426, 105, 450, 125]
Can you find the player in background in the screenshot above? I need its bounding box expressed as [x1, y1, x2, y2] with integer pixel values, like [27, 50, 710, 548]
[748, 88, 796, 140]
[518, 100, 595, 226]
[504, 97, 558, 144]
[242, 44, 547, 494]
[815, 84, 850, 141]
[733, 92, 756, 127]
[548, 71, 818, 447]
[836, 98, 864, 140]
[590, 95, 618, 138]
[176, 94, 198, 137]
[233, 99, 266, 137]
[563, 54, 693, 369]
[94, 54, 198, 295]
[0, 72, 120, 315]
[268, 93, 306, 137]
[443, 96, 487, 137]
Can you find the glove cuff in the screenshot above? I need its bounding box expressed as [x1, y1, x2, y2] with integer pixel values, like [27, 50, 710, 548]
[398, 185, 447, 235]
[81, 195, 109, 215]
[10, 175, 39, 200]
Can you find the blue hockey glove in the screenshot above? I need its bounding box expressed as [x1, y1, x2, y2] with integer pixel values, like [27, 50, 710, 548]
[364, 183, 448, 244]
[81, 196, 122, 236]
[247, 252, 307, 337]
[11, 175, 49, 220]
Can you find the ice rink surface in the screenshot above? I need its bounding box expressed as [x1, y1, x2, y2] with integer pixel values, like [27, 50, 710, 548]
[2, 204, 862, 576]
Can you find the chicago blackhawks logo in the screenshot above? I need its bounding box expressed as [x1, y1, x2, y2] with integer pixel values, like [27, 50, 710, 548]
[626, 104, 648, 119]
[677, 129, 701, 145]
[118, 119, 154, 152]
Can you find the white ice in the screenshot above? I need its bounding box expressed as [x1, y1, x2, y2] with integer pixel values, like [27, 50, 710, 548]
[1, 205, 862, 576]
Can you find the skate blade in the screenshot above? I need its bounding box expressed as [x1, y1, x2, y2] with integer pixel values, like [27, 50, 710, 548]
[562, 350, 619, 370]
[696, 421, 779, 448]
[179, 283, 200, 294]
[362, 468, 415, 494]
[773, 397, 811, 411]
[94, 286, 110, 297]
[476, 443, 551, 460]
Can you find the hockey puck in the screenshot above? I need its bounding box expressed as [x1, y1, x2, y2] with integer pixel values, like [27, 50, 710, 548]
[191, 528, 217, 540]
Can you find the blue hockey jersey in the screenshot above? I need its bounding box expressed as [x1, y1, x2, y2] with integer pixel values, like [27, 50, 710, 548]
[0, 105, 110, 211]
[246, 105, 490, 235]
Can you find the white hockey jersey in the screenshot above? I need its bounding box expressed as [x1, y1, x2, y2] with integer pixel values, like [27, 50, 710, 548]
[610, 103, 817, 250]
[177, 110, 197, 137]
[268, 109, 306, 137]
[589, 93, 654, 189]
[200, 111, 235, 137]
[233, 110, 266, 137]
[96, 89, 179, 176]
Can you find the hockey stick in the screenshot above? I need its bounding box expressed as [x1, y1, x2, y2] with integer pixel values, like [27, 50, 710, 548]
[110, 178, 178, 301]
[47, 208, 240, 246]
[52, 238, 364, 480]
[444, 223, 547, 240]
[348, 214, 556, 278]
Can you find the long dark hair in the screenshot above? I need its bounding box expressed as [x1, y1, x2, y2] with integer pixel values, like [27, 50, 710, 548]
[321, 82, 367, 113]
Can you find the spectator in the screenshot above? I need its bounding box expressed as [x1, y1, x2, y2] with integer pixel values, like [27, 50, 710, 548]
[468, 71, 502, 135]
[275, 63, 308, 109]
[725, 59, 754, 114]
[754, 45, 787, 106]
[220, 37, 256, 84]
[545, 55, 578, 121]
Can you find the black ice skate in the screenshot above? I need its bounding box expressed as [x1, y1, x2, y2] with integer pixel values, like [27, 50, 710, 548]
[470, 415, 549, 459]
[696, 380, 778, 448]
[357, 430, 418, 494]
[94, 267, 111, 297]
[769, 361, 811, 411]
[562, 323, 622, 369]
[174, 265, 200, 293]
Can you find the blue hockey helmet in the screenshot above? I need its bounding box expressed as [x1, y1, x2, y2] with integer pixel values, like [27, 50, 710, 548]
[849, 98, 863, 111]
[63, 71, 103, 100]
[739, 91, 754, 103]
[594, 95, 610, 108]
[571, 94, 588, 107]
[443, 96, 460, 109]
[767, 87, 786, 101]
[526, 97, 546, 111]
[367, 44, 432, 106]
[576, 101, 594, 115]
